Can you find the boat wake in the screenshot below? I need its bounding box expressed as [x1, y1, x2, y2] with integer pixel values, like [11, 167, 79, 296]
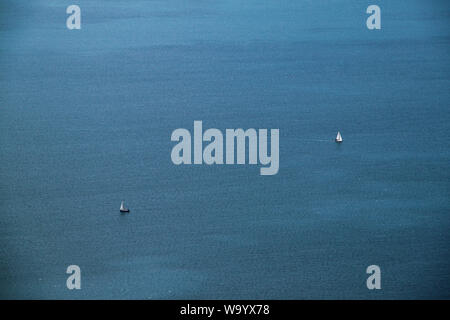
[296, 139, 333, 142]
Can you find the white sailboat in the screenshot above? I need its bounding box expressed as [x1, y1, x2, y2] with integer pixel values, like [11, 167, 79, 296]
[120, 201, 130, 213]
[335, 131, 343, 143]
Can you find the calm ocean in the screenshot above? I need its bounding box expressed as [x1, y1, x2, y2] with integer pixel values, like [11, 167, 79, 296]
[0, 0, 449, 299]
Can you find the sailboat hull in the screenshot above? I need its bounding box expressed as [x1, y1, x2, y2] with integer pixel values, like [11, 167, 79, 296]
[335, 139, 342, 143]
[120, 209, 130, 213]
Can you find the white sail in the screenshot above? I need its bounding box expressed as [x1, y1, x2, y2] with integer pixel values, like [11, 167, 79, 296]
[336, 131, 342, 142]
[120, 201, 125, 210]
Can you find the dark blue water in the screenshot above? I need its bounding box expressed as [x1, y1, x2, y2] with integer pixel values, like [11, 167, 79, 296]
[1, 0, 449, 299]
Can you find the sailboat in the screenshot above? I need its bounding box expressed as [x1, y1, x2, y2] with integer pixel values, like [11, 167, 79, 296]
[335, 131, 343, 143]
[120, 201, 130, 213]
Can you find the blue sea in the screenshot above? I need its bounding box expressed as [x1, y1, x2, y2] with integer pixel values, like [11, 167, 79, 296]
[0, 0, 449, 299]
